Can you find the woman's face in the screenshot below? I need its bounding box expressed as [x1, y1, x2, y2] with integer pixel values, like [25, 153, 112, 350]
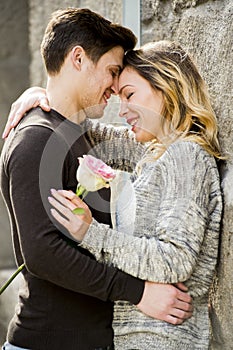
[118, 66, 166, 143]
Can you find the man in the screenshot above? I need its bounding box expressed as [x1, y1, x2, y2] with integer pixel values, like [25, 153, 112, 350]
[0, 8, 192, 350]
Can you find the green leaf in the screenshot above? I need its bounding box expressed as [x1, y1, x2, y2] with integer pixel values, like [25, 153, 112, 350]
[72, 208, 85, 215]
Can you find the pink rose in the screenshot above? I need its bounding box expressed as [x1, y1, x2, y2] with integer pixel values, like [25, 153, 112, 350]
[76, 155, 116, 195]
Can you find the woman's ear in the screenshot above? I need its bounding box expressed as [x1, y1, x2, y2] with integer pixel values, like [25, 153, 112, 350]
[71, 46, 84, 70]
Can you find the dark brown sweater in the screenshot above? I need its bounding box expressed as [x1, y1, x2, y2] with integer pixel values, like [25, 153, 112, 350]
[0, 108, 144, 350]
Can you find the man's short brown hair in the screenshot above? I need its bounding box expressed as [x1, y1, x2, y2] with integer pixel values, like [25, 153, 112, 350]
[41, 7, 137, 75]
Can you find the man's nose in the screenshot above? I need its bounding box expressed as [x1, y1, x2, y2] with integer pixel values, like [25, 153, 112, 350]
[110, 77, 119, 95]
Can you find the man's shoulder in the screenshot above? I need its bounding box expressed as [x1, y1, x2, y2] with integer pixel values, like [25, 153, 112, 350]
[1, 108, 66, 165]
[18, 107, 63, 132]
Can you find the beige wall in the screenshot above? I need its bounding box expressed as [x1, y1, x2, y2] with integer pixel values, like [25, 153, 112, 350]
[0, 0, 232, 347]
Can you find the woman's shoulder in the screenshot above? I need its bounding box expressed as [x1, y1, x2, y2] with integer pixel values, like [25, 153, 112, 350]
[162, 139, 215, 165]
[149, 139, 218, 181]
[167, 139, 207, 155]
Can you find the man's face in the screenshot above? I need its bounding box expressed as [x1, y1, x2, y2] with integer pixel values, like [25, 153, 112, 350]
[79, 46, 124, 118]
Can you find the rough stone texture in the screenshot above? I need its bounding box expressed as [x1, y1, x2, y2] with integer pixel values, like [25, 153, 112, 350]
[0, 0, 30, 125]
[79, 0, 122, 23]
[0, 0, 30, 268]
[29, 0, 81, 87]
[0, 0, 29, 341]
[141, 1, 233, 348]
[0, 0, 232, 347]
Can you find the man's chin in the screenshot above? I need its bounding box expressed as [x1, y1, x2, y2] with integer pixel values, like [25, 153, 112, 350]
[85, 105, 105, 119]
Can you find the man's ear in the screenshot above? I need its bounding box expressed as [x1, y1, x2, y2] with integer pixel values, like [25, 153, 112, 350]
[71, 46, 85, 70]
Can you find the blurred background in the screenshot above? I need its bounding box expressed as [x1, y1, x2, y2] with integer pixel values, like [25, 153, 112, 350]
[0, 0, 232, 348]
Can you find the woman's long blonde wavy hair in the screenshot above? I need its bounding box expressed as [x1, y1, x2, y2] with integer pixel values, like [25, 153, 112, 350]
[123, 40, 222, 160]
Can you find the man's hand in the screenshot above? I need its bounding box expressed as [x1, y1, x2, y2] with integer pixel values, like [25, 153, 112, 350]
[137, 281, 193, 325]
[2, 87, 50, 138]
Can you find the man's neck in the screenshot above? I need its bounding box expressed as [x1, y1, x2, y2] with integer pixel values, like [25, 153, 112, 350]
[46, 77, 86, 125]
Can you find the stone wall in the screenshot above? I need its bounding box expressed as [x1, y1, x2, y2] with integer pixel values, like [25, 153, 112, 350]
[0, 0, 30, 267]
[0, 0, 30, 344]
[141, 1, 233, 348]
[0, 0, 232, 348]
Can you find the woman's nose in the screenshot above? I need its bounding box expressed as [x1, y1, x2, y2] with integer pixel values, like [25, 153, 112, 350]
[119, 101, 128, 118]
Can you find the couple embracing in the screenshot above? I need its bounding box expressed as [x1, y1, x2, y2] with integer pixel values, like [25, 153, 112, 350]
[1, 7, 222, 350]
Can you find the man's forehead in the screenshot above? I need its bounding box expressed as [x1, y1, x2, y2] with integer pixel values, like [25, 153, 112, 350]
[100, 46, 124, 68]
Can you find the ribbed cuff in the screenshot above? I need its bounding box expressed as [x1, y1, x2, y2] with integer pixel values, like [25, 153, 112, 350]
[81, 218, 106, 251]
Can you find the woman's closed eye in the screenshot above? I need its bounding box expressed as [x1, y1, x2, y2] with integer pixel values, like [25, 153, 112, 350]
[126, 92, 134, 100]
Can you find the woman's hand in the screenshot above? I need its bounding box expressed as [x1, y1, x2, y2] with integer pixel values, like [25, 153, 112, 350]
[48, 189, 92, 242]
[2, 87, 50, 138]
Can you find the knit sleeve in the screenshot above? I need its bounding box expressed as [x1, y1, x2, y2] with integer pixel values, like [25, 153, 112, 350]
[85, 119, 146, 172]
[80, 141, 221, 287]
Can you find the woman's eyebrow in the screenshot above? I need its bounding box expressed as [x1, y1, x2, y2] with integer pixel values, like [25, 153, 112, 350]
[118, 84, 132, 95]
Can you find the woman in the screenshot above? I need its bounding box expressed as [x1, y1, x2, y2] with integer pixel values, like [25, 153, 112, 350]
[5, 41, 223, 349]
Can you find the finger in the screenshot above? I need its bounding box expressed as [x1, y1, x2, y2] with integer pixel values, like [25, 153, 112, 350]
[57, 189, 76, 200]
[174, 282, 188, 292]
[174, 299, 193, 312]
[3, 105, 32, 138]
[38, 97, 51, 111]
[2, 119, 12, 138]
[50, 190, 90, 223]
[176, 289, 192, 304]
[10, 94, 41, 126]
[57, 189, 86, 208]
[50, 189, 78, 209]
[8, 103, 18, 123]
[50, 208, 70, 229]
[178, 299, 193, 312]
[11, 110, 27, 127]
[165, 314, 186, 325]
[170, 307, 193, 320]
[48, 195, 76, 214]
[10, 94, 48, 127]
[2, 105, 17, 138]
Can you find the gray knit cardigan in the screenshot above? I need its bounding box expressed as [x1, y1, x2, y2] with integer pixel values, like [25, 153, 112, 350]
[81, 120, 222, 350]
